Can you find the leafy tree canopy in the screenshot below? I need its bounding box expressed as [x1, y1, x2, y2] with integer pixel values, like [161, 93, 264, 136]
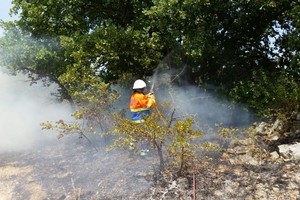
[0, 0, 299, 117]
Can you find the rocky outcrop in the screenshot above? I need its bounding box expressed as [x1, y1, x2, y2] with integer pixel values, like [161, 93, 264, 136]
[143, 115, 300, 199]
[257, 114, 300, 162]
[144, 158, 300, 199]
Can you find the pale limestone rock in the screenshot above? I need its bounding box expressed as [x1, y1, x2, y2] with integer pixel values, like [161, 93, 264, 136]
[268, 119, 284, 135]
[228, 145, 248, 154]
[289, 143, 300, 160]
[278, 143, 300, 161]
[288, 182, 299, 190]
[230, 154, 260, 166]
[270, 151, 280, 159]
[278, 144, 292, 159]
[245, 195, 254, 200]
[213, 190, 223, 197]
[177, 177, 189, 190]
[255, 183, 268, 199]
[255, 122, 268, 135]
[293, 173, 300, 182]
[224, 180, 239, 195]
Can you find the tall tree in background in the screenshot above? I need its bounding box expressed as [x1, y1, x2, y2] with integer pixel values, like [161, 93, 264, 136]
[145, 0, 299, 84]
[0, 0, 299, 117]
[9, 0, 164, 80]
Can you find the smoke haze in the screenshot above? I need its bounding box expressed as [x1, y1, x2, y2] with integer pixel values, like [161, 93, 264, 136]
[0, 63, 255, 153]
[0, 70, 73, 152]
[150, 67, 256, 130]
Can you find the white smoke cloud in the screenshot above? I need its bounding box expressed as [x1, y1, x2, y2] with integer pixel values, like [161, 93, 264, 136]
[0, 70, 73, 152]
[151, 68, 256, 130]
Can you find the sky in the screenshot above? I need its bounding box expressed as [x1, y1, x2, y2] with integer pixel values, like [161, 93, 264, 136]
[0, 0, 18, 36]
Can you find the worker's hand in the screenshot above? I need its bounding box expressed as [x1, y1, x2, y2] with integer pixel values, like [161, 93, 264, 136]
[148, 92, 154, 98]
[149, 89, 154, 95]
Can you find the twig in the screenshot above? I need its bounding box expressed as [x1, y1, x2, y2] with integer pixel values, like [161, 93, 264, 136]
[155, 106, 168, 126]
[151, 64, 187, 90]
[193, 164, 196, 200]
[78, 118, 99, 152]
[79, 130, 99, 152]
[170, 65, 187, 83]
[168, 91, 176, 105]
[168, 108, 176, 128]
[71, 178, 81, 200]
[186, 95, 211, 102]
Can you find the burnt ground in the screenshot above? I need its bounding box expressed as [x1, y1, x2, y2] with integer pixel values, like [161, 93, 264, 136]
[0, 136, 159, 200]
[2, 132, 300, 200]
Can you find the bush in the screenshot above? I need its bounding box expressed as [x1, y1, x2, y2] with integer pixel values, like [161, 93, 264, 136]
[109, 103, 202, 176]
[230, 69, 300, 119]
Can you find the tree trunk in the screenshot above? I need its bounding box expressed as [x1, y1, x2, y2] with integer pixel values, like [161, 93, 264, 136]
[154, 140, 164, 171]
[52, 78, 75, 109]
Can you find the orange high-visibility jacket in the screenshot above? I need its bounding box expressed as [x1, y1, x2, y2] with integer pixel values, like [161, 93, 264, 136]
[130, 92, 156, 123]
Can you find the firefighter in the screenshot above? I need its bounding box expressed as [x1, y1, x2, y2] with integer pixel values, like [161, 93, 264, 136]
[130, 79, 156, 157]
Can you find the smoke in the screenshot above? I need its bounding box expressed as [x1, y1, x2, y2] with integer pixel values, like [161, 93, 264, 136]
[0, 70, 73, 153]
[150, 66, 256, 131]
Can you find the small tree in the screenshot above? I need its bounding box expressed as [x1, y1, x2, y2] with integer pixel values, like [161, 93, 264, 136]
[109, 106, 170, 171]
[168, 118, 202, 176]
[41, 79, 120, 149]
[109, 103, 202, 175]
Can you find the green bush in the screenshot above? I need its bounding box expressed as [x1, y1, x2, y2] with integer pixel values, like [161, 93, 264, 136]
[230, 69, 300, 119]
[109, 103, 202, 176]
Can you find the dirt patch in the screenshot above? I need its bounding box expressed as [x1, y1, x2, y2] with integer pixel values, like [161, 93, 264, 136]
[0, 136, 158, 199]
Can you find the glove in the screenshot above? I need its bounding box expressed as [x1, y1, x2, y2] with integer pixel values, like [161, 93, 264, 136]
[147, 92, 155, 99]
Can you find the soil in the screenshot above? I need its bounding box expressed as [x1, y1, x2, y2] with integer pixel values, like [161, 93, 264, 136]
[3, 122, 300, 200]
[0, 136, 158, 200]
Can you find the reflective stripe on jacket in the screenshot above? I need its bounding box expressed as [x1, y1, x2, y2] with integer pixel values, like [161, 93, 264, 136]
[130, 92, 156, 123]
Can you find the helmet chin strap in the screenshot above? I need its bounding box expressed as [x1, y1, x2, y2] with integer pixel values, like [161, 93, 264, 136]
[133, 87, 146, 94]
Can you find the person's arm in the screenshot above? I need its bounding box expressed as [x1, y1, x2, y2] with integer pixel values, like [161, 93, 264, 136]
[145, 93, 156, 108]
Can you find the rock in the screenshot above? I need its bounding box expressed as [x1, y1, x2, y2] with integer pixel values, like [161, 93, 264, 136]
[227, 145, 248, 155]
[278, 144, 292, 160]
[294, 173, 300, 182]
[224, 180, 239, 195]
[270, 151, 280, 160]
[289, 143, 300, 160]
[213, 190, 223, 197]
[245, 195, 254, 200]
[287, 182, 300, 199]
[229, 154, 260, 166]
[268, 131, 281, 141]
[254, 183, 268, 199]
[255, 122, 269, 135]
[288, 181, 298, 190]
[269, 119, 284, 133]
[239, 138, 253, 146]
[177, 177, 189, 190]
[278, 143, 300, 161]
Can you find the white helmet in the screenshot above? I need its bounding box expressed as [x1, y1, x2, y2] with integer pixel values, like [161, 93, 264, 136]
[133, 79, 147, 89]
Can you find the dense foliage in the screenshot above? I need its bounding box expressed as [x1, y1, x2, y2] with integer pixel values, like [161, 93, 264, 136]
[1, 0, 299, 117]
